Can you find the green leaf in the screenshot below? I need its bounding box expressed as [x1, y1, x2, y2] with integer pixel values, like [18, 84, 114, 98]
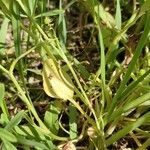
[139, 0, 150, 15]
[2, 139, 17, 150]
[15, 0, 31, 16]
[0, 128, 17, 142]
[0, 0, 12, 18]
[0, 18, 9, 55]
[15, 125, 49, 141]
[57, 0, 67, 45]
[107, 11, 150, 117]
[35, 9, 65, 18]
[109, 92, 150, 122]
[45, 140, 57, 150]
[28, 0, 36, 16]
[115, 0, 122, 29]
[16, 135, 49, 150]
[73, 59, 90, 79]
[44, 101, 61, 134]
[0, 83, 9, 119]
[123, 92, 150, 111]
[5, 110, 26, 130]
[121, 69, 150, 100]
[0, 113, 9, 125]
[106, 112, 150, 146]
[69, 105, 78, 139]
[15, 126, 57, 149]
[42, 58, 74, 100]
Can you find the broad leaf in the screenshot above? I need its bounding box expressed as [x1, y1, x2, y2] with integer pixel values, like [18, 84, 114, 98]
[69, 105, 78, 140]
[44, 100, 62, 134]
[42, 58, 74, 100]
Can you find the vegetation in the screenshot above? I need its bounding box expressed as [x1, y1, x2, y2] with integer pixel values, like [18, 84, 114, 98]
[0, 0, 150, 149]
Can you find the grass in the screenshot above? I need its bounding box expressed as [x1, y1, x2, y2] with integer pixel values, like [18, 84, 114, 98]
[0, 0, 150, 149]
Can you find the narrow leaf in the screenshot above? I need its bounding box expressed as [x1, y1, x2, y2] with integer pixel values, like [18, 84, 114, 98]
[0, 128, 17, 142]
[106, 112, 150, 146]
[5, 110, 25, 130]
[0, 83, 9, 119]
[35, 9, 65, 18]
[2, 139, 17, 150]
[115, 0, 122, 29]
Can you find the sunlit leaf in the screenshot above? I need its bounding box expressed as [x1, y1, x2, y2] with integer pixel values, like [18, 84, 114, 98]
[42, 58, 74, 100]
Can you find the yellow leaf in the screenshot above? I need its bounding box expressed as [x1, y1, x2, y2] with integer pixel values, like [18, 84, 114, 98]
[42, 58, 74, 100]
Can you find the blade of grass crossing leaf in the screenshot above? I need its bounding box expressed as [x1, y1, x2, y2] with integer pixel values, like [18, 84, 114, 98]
[0, 83, 9, 119]
[107, 11, 150, 118]
[106, 112, 150, 146]
[0, 18, 9, 55]
[69, 105, 78, 139]
[115, 0, 122, 29]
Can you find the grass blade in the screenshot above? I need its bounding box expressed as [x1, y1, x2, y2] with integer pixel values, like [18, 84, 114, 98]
[106, 111, 150, 146]
[0, 128, 17, 143]
[115, 0, 122, 29]
[107, 11, 150, 118]
[0, 83, 9, 119]
[5, 110, 26, 130]
[35, 9, 64, 18]
[109, 92, 150, 122]
[2, 139, 17, 150]
[16, 135, 49, 150]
